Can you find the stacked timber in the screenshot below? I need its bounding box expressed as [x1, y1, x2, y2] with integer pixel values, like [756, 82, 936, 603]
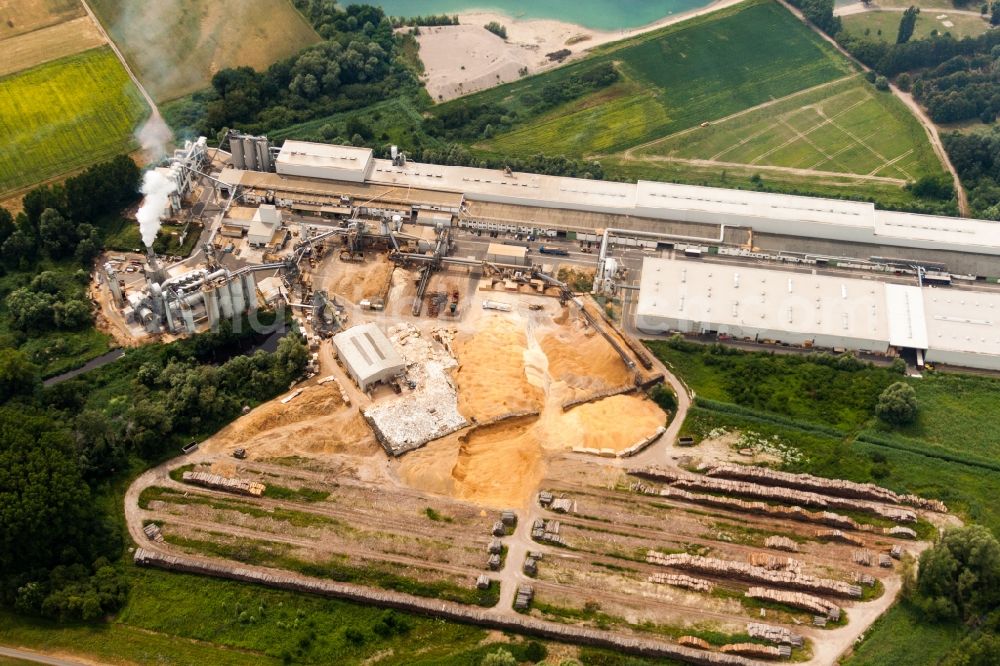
[764, 536, 799, 553]
[890, 545, 903, 560]
[647, 552, 862, 598]
[879, 554, 894, 568]
[720, 643, 789, 659]
[854, 572, 876, 587]
[678, 636, 711, 650]
[649, 573, 714, 593]
[746, 587, 841, 620]
[815, 529, 865, 546]
[746, 622, 804, 647]
[142, 523, 164, 542]
[181, 471, 265, 497]
[132, 548, 764, 666]
[852, 550, 873, 567]
[633, 467, 916, 523]
[747, 553, 802, 573]
[476, 575, 491, 590]
[701, 462, 948, 513]
[551, 498, 574, 513]
[633, 483, 861, 530]
[885, 526, 917, 539]
[514, 584, 534, 611]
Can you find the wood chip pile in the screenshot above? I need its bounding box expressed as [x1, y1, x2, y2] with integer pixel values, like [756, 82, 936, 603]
[181, 471, 265, 496]
[647, 552, 862, 598]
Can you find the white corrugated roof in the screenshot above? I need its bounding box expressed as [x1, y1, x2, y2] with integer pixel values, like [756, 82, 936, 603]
[332, 323, 405, 382]
[637, 258, 889, 343]
[884, 284, 928, 349]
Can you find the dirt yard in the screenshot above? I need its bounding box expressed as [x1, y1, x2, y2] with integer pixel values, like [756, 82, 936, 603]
[0, 15, 104, 76]
[0, 0, 83, 40]
[315, 252, 394, 305]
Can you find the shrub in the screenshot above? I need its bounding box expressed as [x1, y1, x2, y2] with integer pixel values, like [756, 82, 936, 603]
[875, 382, 918, 425]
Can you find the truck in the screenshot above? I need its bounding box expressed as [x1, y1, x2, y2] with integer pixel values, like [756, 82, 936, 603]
[538, 245, 569, 256]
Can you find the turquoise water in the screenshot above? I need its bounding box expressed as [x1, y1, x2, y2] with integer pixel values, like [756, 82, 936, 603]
[372, 0, 714, 31]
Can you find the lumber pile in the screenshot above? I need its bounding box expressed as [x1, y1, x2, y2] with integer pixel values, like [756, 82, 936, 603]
[531, 518, 564, 545]
[181, 471, 265, 497]
[514, 584, 534, 611]
[854, 572, 876, 587]
[633, 482, 861, 530]
[886, 526, 917, 539]
[763, 536, 799, 553]
[746, 622, 804, 647]
[647, 552, 862, 598]
[678, 636, 711, 650]
[815, 529, 865, 546]
[649, 573, 714, 593]
[747, 553, 802, 573]
[746, 587, 841, 621]
[634, 466, 916, 523]
[852, 549, 873, 567]
[720, 643, 790, 659]
[142, 523, 164, 542]
[702, 463, 945, 512]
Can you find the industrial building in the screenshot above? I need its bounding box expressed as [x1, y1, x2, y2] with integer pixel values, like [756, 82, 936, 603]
[276, 141, 374, 182]
[247, 204, 284, 247]
[332, 323, 406, 391]
[635, 257, 1000, 371]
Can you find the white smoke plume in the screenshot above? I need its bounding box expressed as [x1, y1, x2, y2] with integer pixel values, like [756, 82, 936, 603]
[137, 170, 176, 249]
[136, 112, 173, 160]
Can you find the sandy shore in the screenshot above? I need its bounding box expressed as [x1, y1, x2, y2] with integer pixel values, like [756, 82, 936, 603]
[413, 0, 747, 101]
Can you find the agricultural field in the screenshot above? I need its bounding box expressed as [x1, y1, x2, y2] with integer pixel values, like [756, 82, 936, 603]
[87, 0, 321, 101]
[0, 16, 104, 77]
[634, 75, 942, 183]
[423, 0, 948, 206]
[0, 47, 148, 196]
[0, 0, 83, 39]
[840, 9, 991, 42]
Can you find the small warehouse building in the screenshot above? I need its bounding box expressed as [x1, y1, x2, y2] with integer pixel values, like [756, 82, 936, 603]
[922, 289, 1000, 371]
[486, 243, 528, 267]
[248, 204, 283, 247]
[276, 141, 374, 182]
[332, 323, 406, 391]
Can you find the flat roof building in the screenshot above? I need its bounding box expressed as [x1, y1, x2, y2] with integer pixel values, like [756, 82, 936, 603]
[332, 323, 406, 391]
[636, 258, 890, 352]
[248, 204, 282, 247]
[276, 141, 374, 183]
[635, 257, 1000, 371]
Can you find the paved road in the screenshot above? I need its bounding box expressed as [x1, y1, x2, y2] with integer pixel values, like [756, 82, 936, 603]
[0, 646, 87, 666]
[776, 0, 971, 216]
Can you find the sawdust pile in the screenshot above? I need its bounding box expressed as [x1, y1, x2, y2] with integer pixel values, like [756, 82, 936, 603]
[566, 394, 666, 451]
[541, 327, 631, 396]
[399, 416, 544, 509]
[200, 384, 377, 458]
[321, 253, 392, 304]
[453, 317, 544, 422]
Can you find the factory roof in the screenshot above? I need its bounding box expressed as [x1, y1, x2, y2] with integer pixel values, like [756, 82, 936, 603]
[235, 170, 464, 210]
[923, 288, 1000, 360]
[637, 258, 890, 344]
[276, 140, 373, 171]
[874, 211, 1000, 253]
[332, 323, 405, 382]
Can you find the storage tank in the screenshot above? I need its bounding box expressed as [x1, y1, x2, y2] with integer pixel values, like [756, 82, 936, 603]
[202, 284, 220, 328]
[228, 275, 246, 313]
[216, 280, 234, 319]
[256, 140, 273, 172]
[242, 272, 258, 312]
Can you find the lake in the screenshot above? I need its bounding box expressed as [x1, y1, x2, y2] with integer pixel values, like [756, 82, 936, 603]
[371, 0, 715, 31]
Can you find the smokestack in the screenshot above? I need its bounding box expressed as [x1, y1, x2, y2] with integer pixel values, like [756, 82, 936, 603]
[137, 169, 177, 251]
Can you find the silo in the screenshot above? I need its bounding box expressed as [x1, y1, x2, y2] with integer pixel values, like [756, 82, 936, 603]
[217, 280, 234, 319]
[242, 272, 259, 312]
[243, 138, 258, 171]
[230, 135, 245, 169]
[228, 275, 246, 313]
[202, 284, 220, 328]
[256, 138, 273, 172]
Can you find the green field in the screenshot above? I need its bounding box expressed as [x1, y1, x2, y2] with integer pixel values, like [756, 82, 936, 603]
[88, 0, 320, 102]
[636, 75, 942, 182]
[476, 0, 854, 158]
[841, 10, 991, 42]
[0, 47, 148, 196]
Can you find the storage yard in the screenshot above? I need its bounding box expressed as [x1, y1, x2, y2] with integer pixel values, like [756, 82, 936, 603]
[118, 135, 993, 665]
